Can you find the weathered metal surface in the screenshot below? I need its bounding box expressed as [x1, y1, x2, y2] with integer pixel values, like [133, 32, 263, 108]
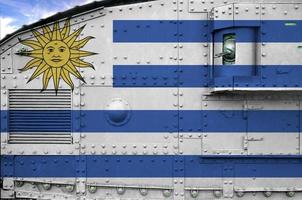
[1, 0, 302, 199]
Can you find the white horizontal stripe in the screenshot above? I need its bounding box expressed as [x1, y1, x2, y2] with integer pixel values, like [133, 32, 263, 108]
[180, 88, 300, 110]
[2, 132, 299, 156]
[82, 87, 178, 110]
[186, 177, 302, 190]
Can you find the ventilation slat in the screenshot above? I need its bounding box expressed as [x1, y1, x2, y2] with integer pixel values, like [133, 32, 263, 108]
[8, 89, 72, 144]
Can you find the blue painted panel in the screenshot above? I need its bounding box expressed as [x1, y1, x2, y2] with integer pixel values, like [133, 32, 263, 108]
[178, 20, 210, 42]
[113, 20, 302, 42]
[2, 155, 302, 178]
[14, 156, 77, 178]
[113, 20, 178, 42]
[114, 65, 302, 88]
[203, 110, 247, 132]
[213, 65, 255, 77]
[261, 66, 302, 87]
[261, 20, 302, 43]
[0, 110, 300, 133]
[1, 155, 14, 177]
[248, 110, 299, 132]
[179, 65, 209, 87]
[179, 110, 203, 132]
[87, 156, 173, 177]
[0, 110, 7, 132]
[113, 65, 179, 87]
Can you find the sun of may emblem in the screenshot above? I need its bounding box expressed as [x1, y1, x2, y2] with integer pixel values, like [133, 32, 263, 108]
[18, 19, 96, 91]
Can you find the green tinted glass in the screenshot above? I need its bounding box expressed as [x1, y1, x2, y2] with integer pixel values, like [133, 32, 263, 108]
[223, 34, 236, 65]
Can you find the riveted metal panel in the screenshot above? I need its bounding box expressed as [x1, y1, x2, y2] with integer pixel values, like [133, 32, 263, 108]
[247, 98, 300, 155]
[261, 43, 302, 65]
[78, 1, 179, 87]
[260, 3, 302, 20]
[2, 0, 302, 199]
[233, 3, 261, 20]
[213, 4, 234, 21]
[299, 95, 302, 155]
[85, 178, 173, 199]
[80, 87, 178, 110]
[0, 48, 13, 74]
[79, 133, 174, 155]
[201, 99, 247, 155]
[189, 0, 238, 13]
[180, 139, 202, 155]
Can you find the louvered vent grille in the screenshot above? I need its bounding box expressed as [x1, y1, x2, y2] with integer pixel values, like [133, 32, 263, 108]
[8, 89, 72, 144]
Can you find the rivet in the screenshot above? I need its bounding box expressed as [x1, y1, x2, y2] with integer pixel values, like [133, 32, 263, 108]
[117, 187, 125, 195]
[15, 181, 24, 187]
[139, 188, 148, 196]
[88, 185, 97, 193]
[213, 190, 222, 198]
[190, 190, 199, 198]
[42, 183, 51, 190]
[263, 191, 272, 197]
[286, 191, 295, 197]
[65, 185, 74, 192]
[163, 189, 172, 197]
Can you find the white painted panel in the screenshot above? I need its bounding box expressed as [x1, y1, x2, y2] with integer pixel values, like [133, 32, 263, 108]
[81, 87, 178, 110]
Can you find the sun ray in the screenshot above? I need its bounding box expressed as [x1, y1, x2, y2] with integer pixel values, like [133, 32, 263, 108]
[71, 36, 94, 49]
[61, 19, 70, 39]
[27, 61, 50, 82]
[71, 58, 94, 69]
[63, 61, 86, 83]
[19, 58, 42, 72]
[32, 29, 49, 46]
[52, 21, 62, 41]
[42, 68, 53, 91]
[63, 25, 85, 47]
[61, 68, 74, 90]
[70, 49, 96, 58]
[42, 25, 52, 40]
[19, 39, 42, 49]
[51, 67, 62, 91]
[19, 49, 43, 59]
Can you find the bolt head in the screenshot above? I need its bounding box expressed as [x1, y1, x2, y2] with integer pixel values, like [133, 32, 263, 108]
[15, 181, 24, 187]
[163, 189, 172, 197]
[42, 183, 51, 190]
[263, 191, 272, 197]
[286, 191, 295, 197]
[88, 185, 97, 193]
[190, 190, 199, 198]
[236, 191, 245, 197]
[65, 185, 75, 192]
[139, 188, 148, 196]
[117, 187, 125, 195]
[213, 190, 222, 198]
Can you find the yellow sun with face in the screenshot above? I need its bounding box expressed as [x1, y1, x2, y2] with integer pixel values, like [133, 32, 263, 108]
[18, 19, 96, 91]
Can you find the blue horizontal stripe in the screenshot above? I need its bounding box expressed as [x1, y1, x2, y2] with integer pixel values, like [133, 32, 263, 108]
[1, 110, 300, 133]
[113, 65, 209, 87]
[1, 155, 302, 178]
[113, 65, 302, 88]
[113, 20, 302, 42]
